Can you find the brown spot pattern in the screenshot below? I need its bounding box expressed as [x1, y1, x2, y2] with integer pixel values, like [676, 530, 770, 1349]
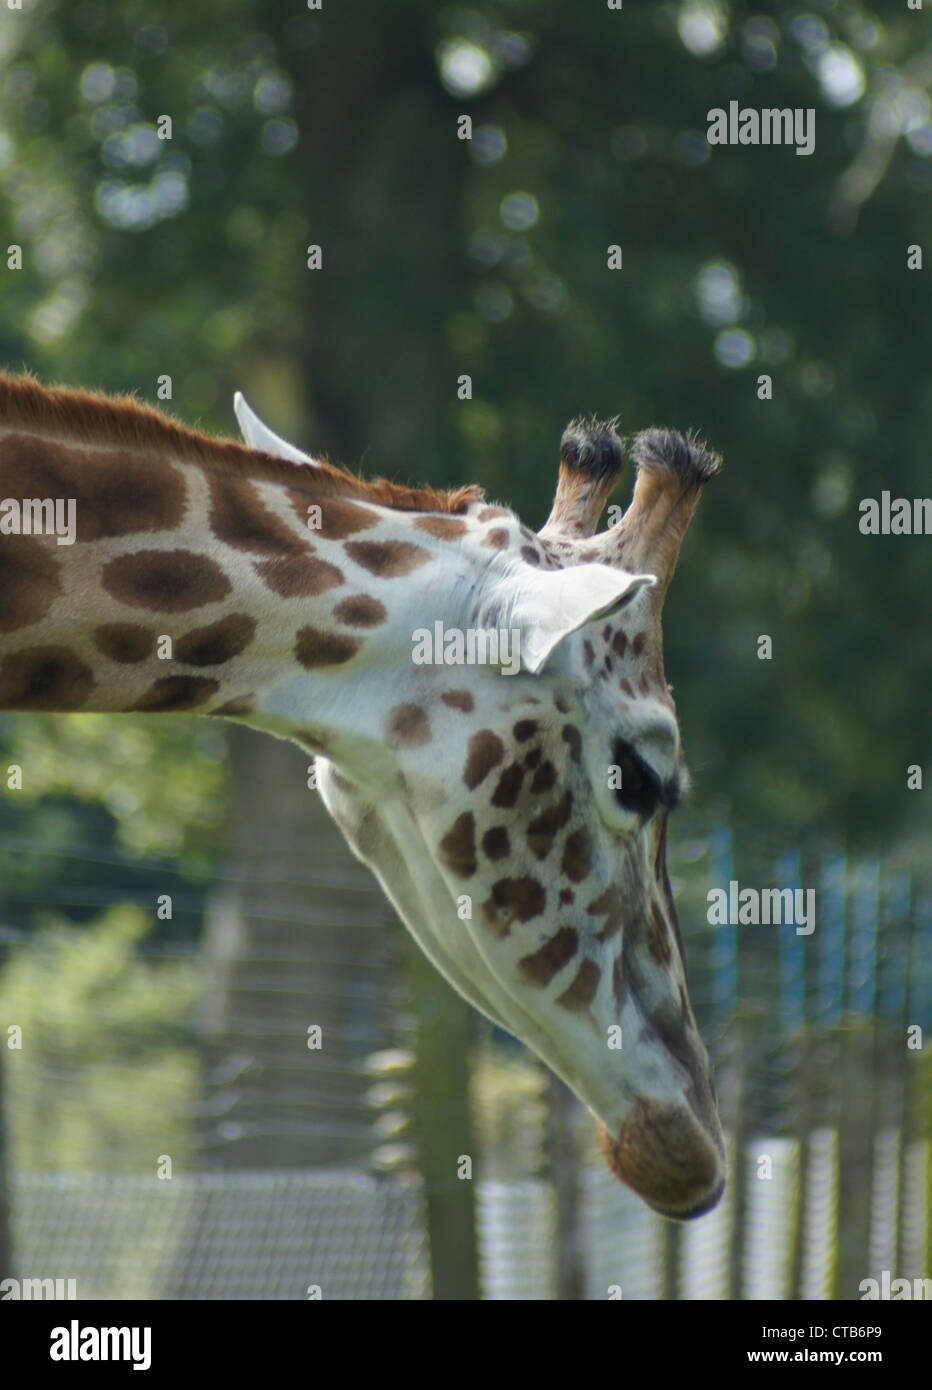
[529, 761, 556, 795]
[481, 528, 509, 550]
[562, 725, 582, 763]
[93, 623, 154, 664]
[562, 829, 593, 883]
[131, 675, 219, 711]
[385, 703, 431, 748]
[491, 761, 525, 809]
[0, 434, 186, 542]
[102, 549, 231, 612]
[208, 474, 302, 555]
[0, 537, 62, 633]
[412, 516, 467, 540]
[463, 730, 504, 789]
[481, 877, 546, 937]
[295, 626, 360, 668]
[527, 791, 573, 859]
[0, 644, 95, 710]
[175, 614, 256, 666]
[344, 539, 430, 578]
[442, 690, 474, 713]
[254, 552, 344, 598]
[513, 720, 538, 742]
[518, 926, 578, 987]
[557, 959, 600, 1012]
[481, 826, 510, 861]
[438, 813, 477, 879]
[294, 495, 380, 539]
[334, 595, 387, 628]
[588, 885, 625, 941]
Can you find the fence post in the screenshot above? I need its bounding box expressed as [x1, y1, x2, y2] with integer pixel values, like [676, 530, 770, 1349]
[835, 860, 880, 1297]
[779, 849, 806, 1299]
[406, 939, 481, 1300]
[544, 1071, 584, 1299]
[835, 1026, 876, 1297]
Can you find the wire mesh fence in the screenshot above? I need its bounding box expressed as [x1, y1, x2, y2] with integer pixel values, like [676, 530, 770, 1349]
[1, 777, 930, 1299]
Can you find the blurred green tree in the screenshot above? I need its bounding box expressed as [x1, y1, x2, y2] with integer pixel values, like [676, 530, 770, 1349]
[0, 0, 927, 847]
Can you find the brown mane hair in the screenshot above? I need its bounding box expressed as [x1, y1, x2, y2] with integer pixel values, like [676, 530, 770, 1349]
[0, 372, 482, 514]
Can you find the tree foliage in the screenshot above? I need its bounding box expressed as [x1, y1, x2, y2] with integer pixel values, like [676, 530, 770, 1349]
[0, 0, 929, 889]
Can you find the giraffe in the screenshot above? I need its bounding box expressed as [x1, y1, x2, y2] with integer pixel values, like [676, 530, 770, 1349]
[0, 372, 725, 1220]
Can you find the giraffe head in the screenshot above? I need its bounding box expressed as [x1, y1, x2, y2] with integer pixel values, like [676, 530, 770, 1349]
[240, 403, 726, 1219]
[0, 372, 725, 1219]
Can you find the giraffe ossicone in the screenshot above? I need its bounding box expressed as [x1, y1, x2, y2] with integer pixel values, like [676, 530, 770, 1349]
[232, 396, 661, 678]
[233, 392, 316, 464]
[0, 372, 725, 1219]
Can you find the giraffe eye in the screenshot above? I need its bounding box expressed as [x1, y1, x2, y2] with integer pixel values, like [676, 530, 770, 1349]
[612, 739, 661, 819]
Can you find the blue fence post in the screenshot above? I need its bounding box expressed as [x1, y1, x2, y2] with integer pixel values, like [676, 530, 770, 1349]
[848, 857, 880, 1019]
[817, 852, 846, 1030]
[880, 871, 911, 1025]
[777, 850, 804, 1039]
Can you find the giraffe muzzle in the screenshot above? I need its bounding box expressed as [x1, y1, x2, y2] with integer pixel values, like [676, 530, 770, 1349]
[596, 1095, 727, 1220]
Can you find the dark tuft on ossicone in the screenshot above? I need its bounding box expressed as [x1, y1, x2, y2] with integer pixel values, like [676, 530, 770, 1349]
[560, 417, 625, 485]
[630, 428, 723, 486]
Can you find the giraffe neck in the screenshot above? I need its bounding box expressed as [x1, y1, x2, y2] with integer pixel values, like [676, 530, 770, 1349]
[0, 407, 495, 735]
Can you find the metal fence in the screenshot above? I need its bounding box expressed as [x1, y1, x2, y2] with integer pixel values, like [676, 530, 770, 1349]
[1, 781, 930, 1299]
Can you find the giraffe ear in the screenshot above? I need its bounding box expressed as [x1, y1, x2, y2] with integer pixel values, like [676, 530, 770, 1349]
[504, 564, 656, 674]
[233, 392, 316, 464]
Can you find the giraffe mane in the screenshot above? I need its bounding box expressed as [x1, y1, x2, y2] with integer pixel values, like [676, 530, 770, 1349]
[0, 371, 483, 515]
